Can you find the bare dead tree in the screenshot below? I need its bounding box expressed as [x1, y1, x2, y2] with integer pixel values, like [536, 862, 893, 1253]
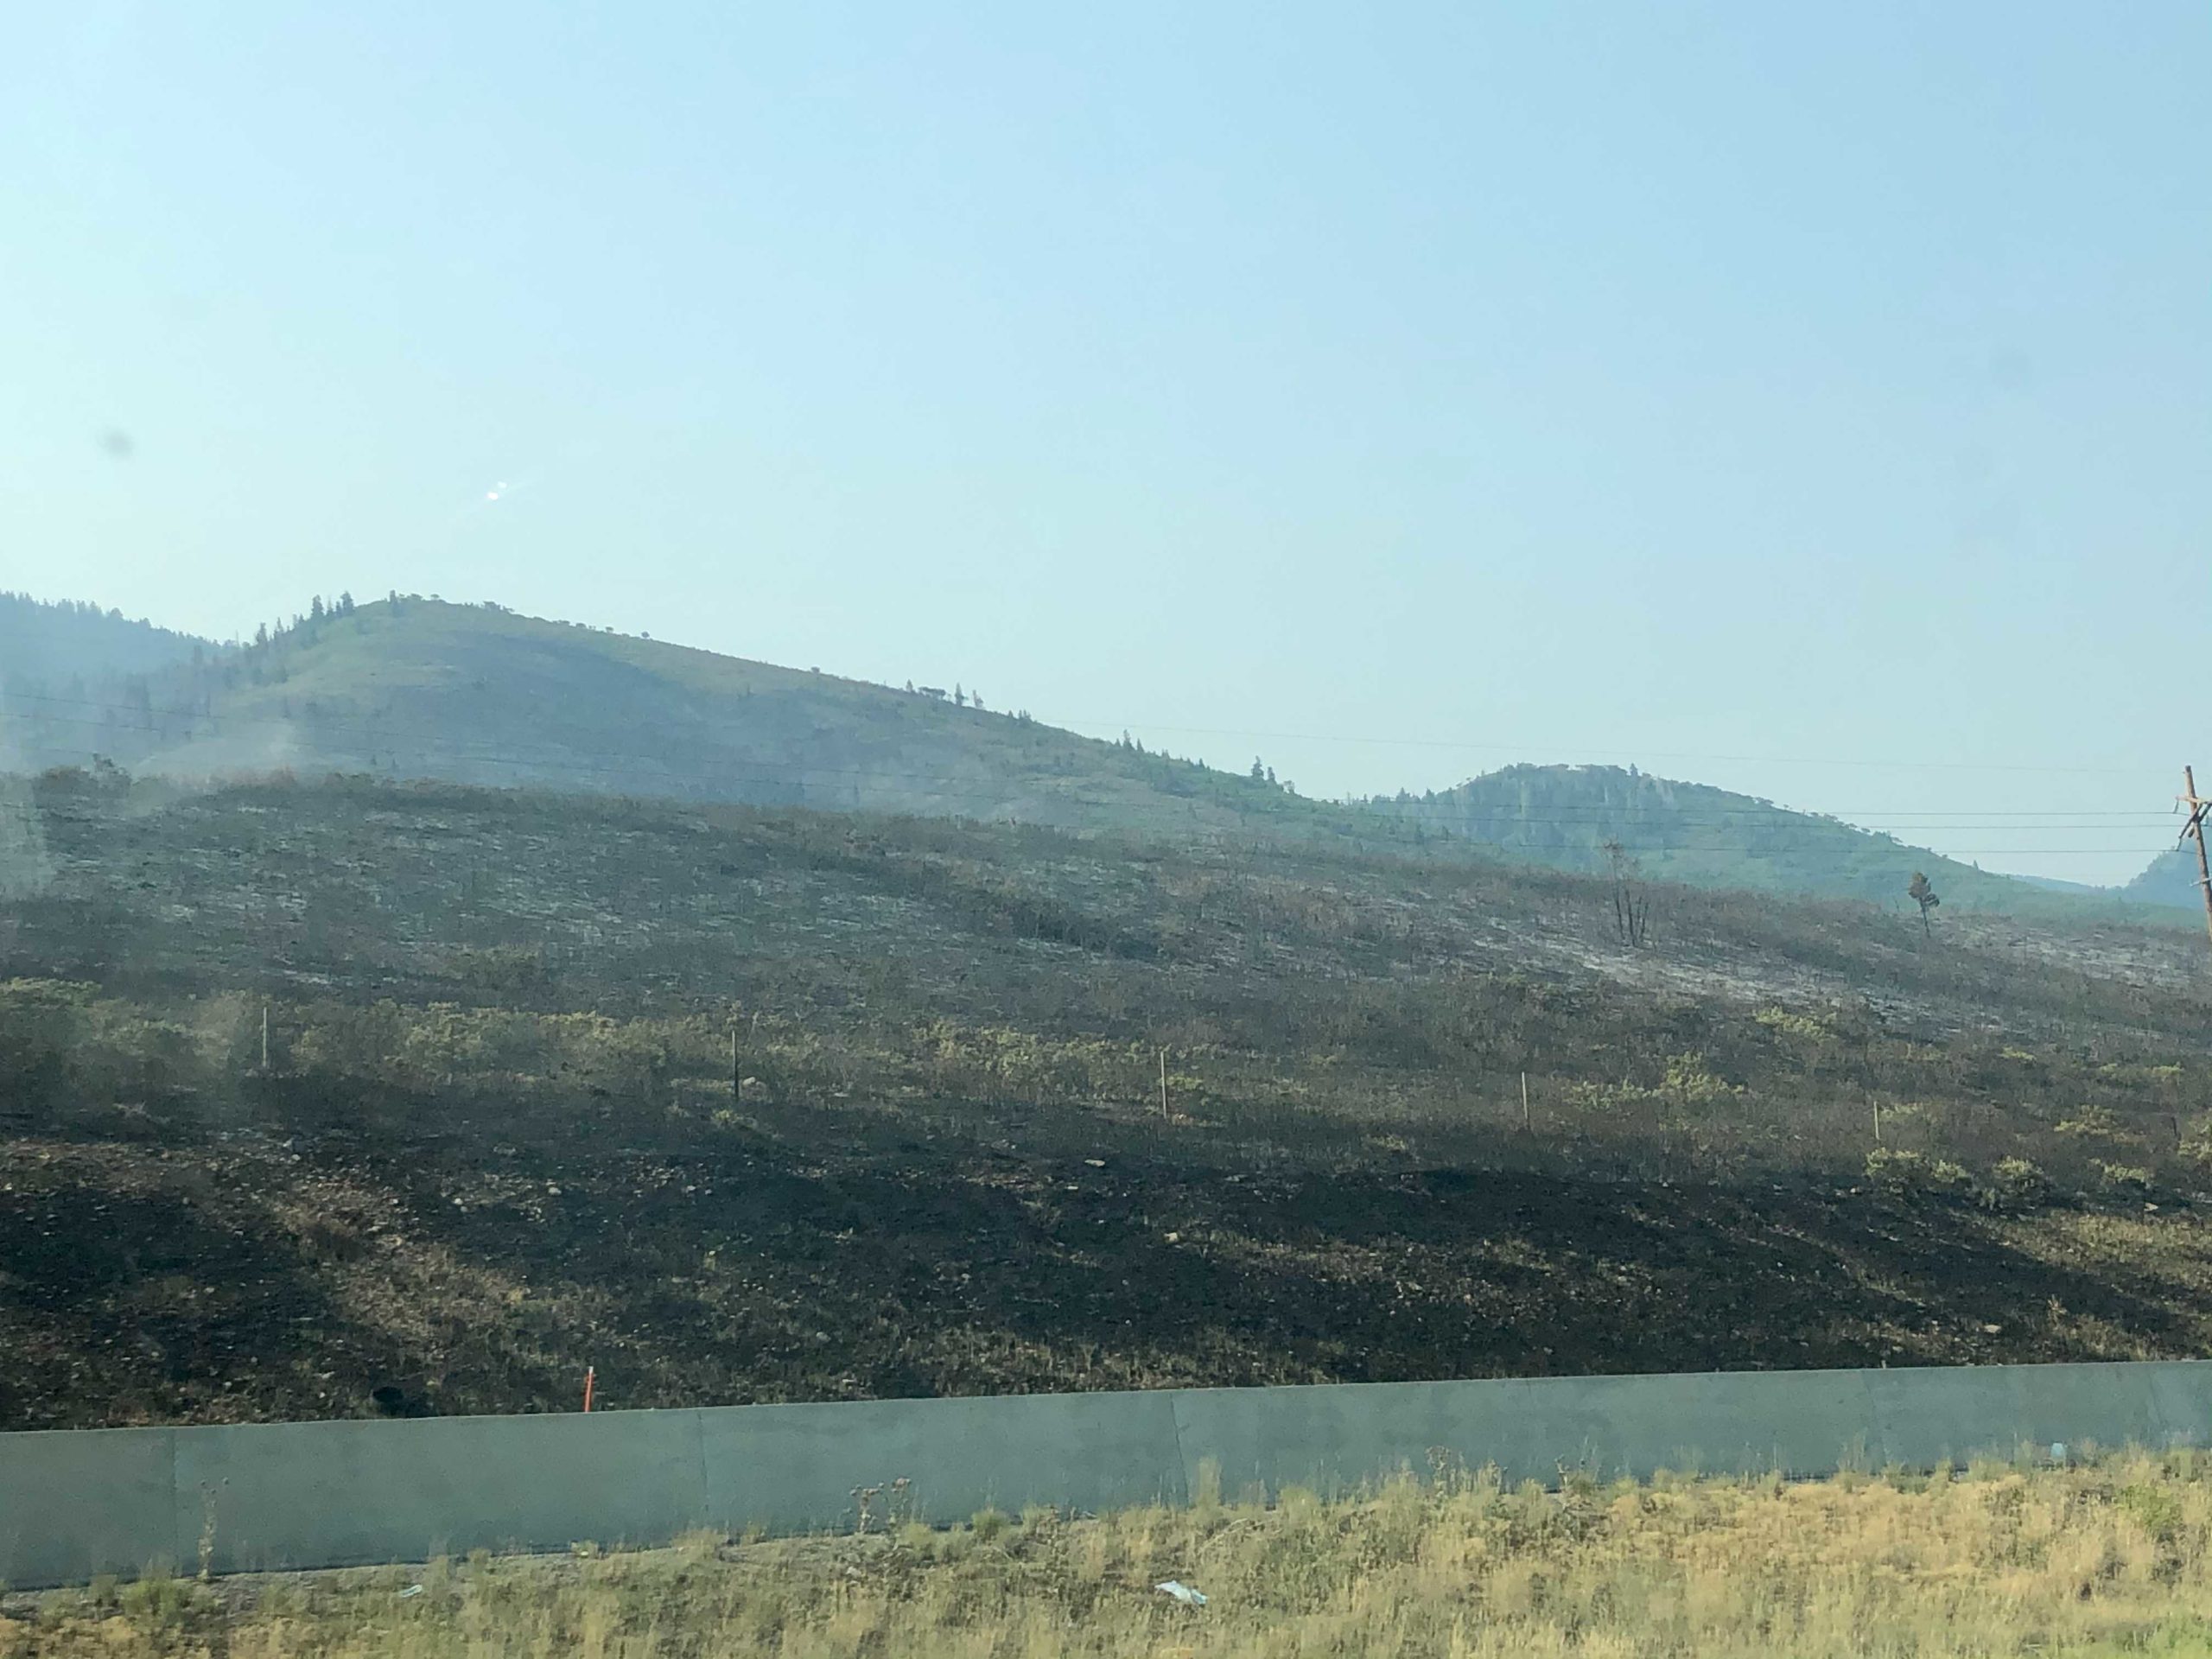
[1604, 838, 1650, 948]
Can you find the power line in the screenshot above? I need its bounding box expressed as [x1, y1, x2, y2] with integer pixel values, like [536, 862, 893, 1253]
[0, 596, 2177, 779]
[0, 777, 2172, 861]
[0, 738, 2178, 851]
[0, 728, 2183, 856]
[0, 694, 2185, 872]
[0, 691, 2187, 824]
[1051, 716, 2171, 777]
[0, 808, 2176, 865]
[0, 665, 2179, 780]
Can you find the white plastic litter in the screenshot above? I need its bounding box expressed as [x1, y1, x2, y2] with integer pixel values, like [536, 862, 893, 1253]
[1156, 1580, 1208, 1606]
[2050, 1442, 2067, 1463]
[397, 1585, 425, 1599]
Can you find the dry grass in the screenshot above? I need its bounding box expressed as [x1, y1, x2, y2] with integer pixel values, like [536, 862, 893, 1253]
[12, 1453, 2212, 1656]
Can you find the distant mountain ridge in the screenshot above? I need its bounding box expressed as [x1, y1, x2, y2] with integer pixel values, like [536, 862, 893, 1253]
[0, 590, 2177, 924]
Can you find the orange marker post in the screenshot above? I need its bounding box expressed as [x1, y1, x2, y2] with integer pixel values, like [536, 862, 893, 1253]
[582, 1365, 596, 1413]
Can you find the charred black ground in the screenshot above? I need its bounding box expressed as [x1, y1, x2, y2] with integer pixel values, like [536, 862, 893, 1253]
[5, 770, 2211, 1428]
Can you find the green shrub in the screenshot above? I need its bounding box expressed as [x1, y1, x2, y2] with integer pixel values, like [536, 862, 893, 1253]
[1866, 1147, 1970, 1197]
[2056, 1104, 2145, 1149]
[2094, 1160, 2153, 1197]
[1977, 1157, 2051, 1211]
[2118, 1482, 2184, 1544]
[2177, 1118, 2212, 1182]
[969, 1507, 1008, 1542]
[1753, 1007, 1835, 1043]
[118, 1573, 199, 1628]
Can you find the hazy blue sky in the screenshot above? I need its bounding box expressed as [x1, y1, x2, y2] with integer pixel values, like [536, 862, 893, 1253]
[4, 3, 2206, 881]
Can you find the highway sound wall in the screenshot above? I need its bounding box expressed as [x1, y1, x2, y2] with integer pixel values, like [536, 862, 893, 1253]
[7, 1359, 2210, 1589]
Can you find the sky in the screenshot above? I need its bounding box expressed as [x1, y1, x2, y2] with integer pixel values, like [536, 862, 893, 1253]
[3, 3, 2207, 884]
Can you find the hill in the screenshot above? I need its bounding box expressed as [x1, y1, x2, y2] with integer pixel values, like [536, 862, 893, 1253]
[2012, 872, 2113, 896]
[0, 593, 2140, 923]
[0, 593, 224, 772]
[2119, 844, 2209, 914]
[7, 769, 2212, 1430]
[0, 594, 1370, 843]
[0, 592, 219, 687]
[1363, 763, 2163, 919]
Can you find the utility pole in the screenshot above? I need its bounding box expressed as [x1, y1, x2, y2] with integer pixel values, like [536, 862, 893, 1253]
[1159, 1050, 1169, 1121]
[2181, 766, 2212, 949]
[261, 1004, 270, 1072]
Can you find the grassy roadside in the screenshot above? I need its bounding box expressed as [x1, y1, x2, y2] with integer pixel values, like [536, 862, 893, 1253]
[10, 1452, 2212, 1656]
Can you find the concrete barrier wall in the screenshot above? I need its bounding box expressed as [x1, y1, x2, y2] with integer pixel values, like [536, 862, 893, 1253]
[7, 1360, 2210, 1588]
